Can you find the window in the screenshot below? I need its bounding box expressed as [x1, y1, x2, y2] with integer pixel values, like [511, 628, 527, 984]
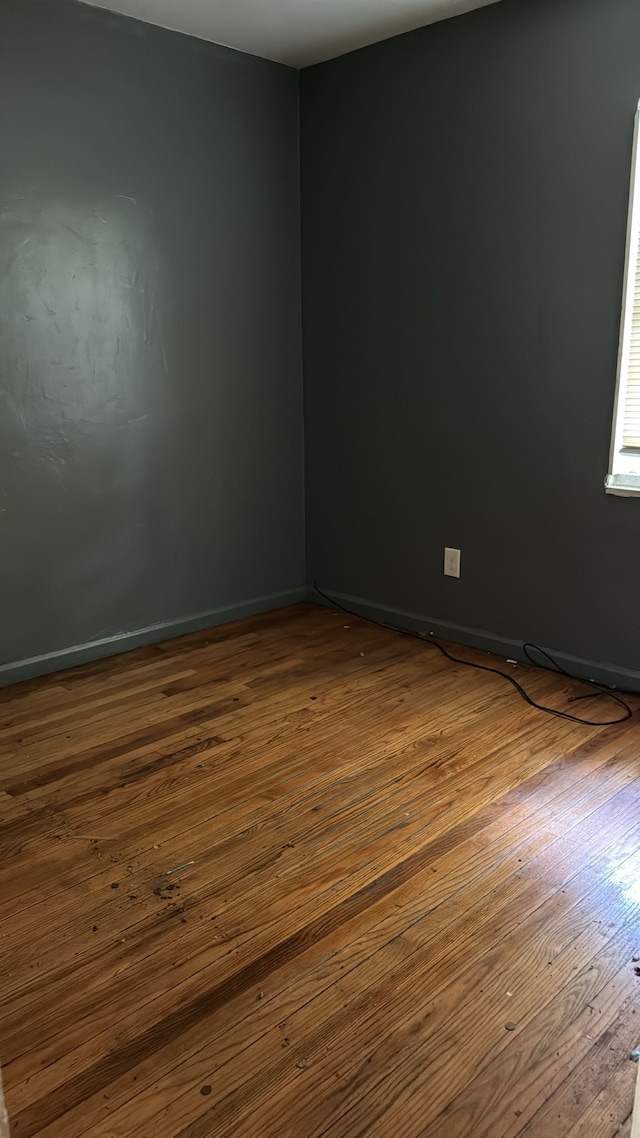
[607, 100, 640, 496]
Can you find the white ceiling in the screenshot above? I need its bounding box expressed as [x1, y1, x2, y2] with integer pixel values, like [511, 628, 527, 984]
[80, 0, 501, 68]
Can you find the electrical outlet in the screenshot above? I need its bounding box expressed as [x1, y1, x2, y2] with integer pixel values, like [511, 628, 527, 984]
[444, 547, 461, 578]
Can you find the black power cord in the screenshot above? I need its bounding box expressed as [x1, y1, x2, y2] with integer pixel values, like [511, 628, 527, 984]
[312, 583, 634, 727]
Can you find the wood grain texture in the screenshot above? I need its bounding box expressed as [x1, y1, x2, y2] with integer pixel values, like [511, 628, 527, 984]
[0, 603, 638, 1138]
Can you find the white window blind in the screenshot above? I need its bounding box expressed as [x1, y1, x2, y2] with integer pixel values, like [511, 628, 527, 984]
[624, 224, 640, 447]
[606, 100, 640, 495]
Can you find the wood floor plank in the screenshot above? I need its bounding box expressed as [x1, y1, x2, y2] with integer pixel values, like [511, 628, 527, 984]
[420, 953, 640, 1136]
[516, 997, 640, 1136]
[0, 604, 637, 1138]
[10, 759, 640, 1135]
[3, 726, 634, 1099]
[211, 891, 637, 1138]
[0, 670, 581, 917]
[102, 853, 637, 1138]
[52, 788, 640, 1138]
[1, 709, 612, 1017]
[564, 1056, 637, 1137]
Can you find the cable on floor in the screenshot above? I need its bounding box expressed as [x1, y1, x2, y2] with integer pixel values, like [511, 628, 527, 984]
[312, 583, 634, 727]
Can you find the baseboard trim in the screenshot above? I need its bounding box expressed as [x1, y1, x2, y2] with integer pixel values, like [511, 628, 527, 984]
[309, 587, 640, 693]
[0, 587, 308, 688]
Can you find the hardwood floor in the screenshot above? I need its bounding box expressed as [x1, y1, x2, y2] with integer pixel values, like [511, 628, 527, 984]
[0, 602, 639, 1137]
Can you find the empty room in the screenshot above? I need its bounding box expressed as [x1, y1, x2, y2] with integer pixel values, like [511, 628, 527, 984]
[1, 0, 640, 1134]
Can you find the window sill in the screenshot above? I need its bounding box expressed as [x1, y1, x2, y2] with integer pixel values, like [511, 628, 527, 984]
[605, 473, 640, 496]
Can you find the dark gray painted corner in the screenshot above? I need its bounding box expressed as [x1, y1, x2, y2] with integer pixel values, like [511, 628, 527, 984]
[301, 0, 640, 676]
[0, 0, 305, 674]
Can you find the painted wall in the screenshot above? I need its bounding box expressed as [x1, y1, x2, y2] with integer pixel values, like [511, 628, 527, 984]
[0, 0, 305, 680]
[301, 0, 640, 676]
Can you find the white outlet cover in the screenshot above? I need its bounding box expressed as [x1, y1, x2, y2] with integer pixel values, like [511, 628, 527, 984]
[444, 547, 461, 578]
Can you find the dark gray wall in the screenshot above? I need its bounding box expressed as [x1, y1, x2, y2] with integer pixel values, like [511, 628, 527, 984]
[0, 0, 305, 680]
[301, 0, 640, 676]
